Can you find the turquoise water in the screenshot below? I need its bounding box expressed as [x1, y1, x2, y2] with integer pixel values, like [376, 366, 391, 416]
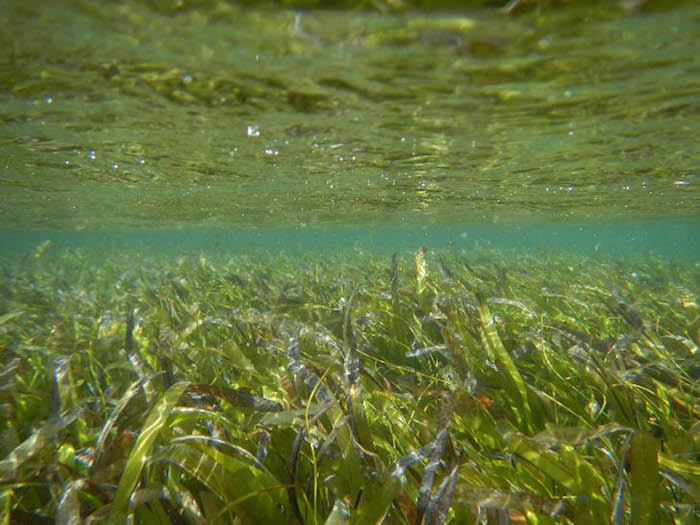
[2, 222, 698, 260]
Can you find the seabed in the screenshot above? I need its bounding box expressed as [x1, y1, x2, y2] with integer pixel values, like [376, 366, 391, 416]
[0, 243, 697, 524]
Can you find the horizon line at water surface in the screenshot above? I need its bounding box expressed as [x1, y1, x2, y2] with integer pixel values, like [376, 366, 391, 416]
[1, 221, 698, 260]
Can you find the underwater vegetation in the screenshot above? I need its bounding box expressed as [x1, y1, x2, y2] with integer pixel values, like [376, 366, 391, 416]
[0, 244, 698, 524]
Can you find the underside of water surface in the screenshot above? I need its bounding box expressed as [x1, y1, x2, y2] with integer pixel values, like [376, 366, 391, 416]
[1, 0, 698, 231]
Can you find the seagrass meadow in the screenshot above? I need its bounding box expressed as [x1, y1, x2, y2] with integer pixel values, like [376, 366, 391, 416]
[0, 242, 698, 524]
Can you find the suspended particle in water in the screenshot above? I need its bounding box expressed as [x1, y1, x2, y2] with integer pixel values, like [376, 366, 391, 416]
[247, 125, 260, 137]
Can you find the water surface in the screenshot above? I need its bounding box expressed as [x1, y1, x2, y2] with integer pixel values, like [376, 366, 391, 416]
[1, 0, 697, 237]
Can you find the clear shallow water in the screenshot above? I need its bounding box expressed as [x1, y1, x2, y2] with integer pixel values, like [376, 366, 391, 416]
[2, 223, 699, 261]
[1, 6, 699, 520]
[1, 0, 698, 236]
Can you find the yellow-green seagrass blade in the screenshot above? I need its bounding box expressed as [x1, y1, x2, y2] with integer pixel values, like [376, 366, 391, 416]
[631, 430, 660, 525]
[108, 381, 189, 524]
